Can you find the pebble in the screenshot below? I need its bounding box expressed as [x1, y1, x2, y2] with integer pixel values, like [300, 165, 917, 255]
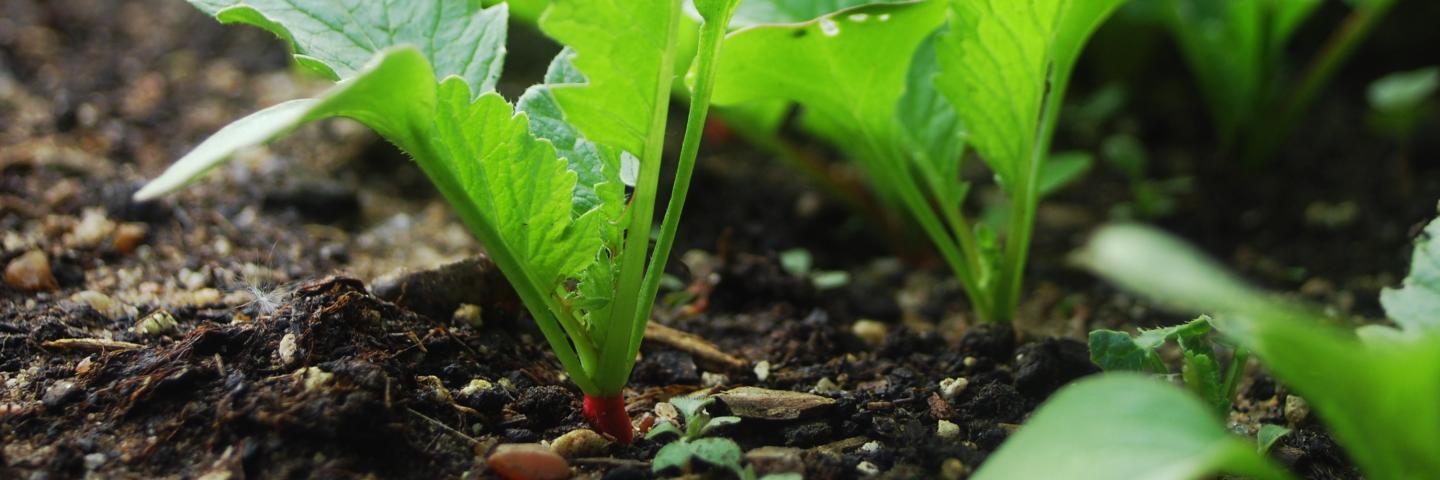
[453, 303, 483, 327]
[487, 443, 571, 480]
[701, 372, 728, 388]
[941, 458, 968, 480]
[5, 250, 58, 291]
[83, 453, 106, 470]
[70, 209, 115, 248]
[43, 381, 81, 408]
[549, 429, 608, 458]
[936, 420, 960, 439]
[856, 461, 881, 477]
[1284, 395, 1310, 425]
[753, 360, 771, 381]
[851, 319, 888, 348]
[112, 222, 148, 254]
[654, 402, 680, 423]
[744, 446, 804, 475]
[277, 333, 299, 367]
[939, 377, 969, 401]
[715, 386, 837, 420]
[811, 377, 841, 394]
[858, 441, 882, 455]
[70, 290, 135, 320]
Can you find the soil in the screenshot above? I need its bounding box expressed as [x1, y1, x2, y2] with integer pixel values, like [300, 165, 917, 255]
[3, 0, 1438, 479]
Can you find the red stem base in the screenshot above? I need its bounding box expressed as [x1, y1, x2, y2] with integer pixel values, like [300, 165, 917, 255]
[582, 395, 634, 444]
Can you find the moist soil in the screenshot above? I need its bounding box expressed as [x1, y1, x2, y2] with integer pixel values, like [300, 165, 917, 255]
[3, 0, 1438, 479]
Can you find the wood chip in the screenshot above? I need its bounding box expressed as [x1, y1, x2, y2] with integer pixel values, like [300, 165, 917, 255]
[715, 386, 836, 420]
[643, 322, 747, 372]
[40, 338, 144, 352]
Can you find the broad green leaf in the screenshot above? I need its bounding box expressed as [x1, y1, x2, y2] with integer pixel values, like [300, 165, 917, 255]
[1256, 425, 1291, 453]
[1080, 223, 1440, 479]
[539, 0, 676, 157]
[1380, 213, 1440, 333]
[1178, 334, 1226, 412]
[936, 0, 1126, 191]
[653, 441, 694, 474]
[698, 416, 741, 436]
[135, 48, 436, 201]
[972, 374, 1291, 480]
[711, 0, 947, 158]
[189, 0, 507, 94]
[645, 421, 684, 440]
[730, 0, 908, 27]
[518, 49, 629, 219]
[431, 78, 602, 287]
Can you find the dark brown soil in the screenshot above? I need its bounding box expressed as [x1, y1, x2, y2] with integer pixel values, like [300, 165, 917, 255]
[3, 0, 1437, 479]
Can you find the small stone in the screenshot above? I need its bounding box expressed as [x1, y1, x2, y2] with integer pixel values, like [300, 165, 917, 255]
[549, 429, 609, 458]
[701, 372, 728, 388]
[1284, 395, 1310, 425]
[277, 333, 299, 367]
[654, 402, 680, 423]
[858, 441, 882, 455]
[43, 381, 81, 408]
[856, 461, 881, 477]
[70, 209, 115, 248]
[940, 458, 967, 480]
[936, 420, 960, 439]
[453, 303, 483, 327]
[963, 356, 977, 367]
[5, 250, 58, 291]
[294, 367, 333, 391]
[112, 223, 148, 254]
[744, 446, 804, 475]
[183, 288, 223, 306]
[71, 290, 135, 320]
[75, 357, 95, 376]
[487, 443, 570, 480]
[83, 453, 106, 470]
[851, 319, 888, 348]
[811, 377, 841, 394]
[939, 377, 969, 401]
[753, 360, 771, 381]
[134, 310, 178, 336]
[716, 386, 837, 420]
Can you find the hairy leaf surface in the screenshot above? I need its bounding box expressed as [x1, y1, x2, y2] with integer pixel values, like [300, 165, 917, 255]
[190, 0, 507, 94]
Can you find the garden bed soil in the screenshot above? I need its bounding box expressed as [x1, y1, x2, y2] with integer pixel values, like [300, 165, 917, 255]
[3, 0, 1437, 478]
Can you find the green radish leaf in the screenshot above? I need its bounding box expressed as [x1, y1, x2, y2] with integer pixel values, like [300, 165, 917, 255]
[730, 0, 908, 27]
[1178, 334, 1227, 412]
[135, 48, 436, 201]
[710, 0, 946, 156]
[653, 440, 694, 474]
[936, 0, 1125, 192]
[1079, 222, 1440, 478]
[645, 421, 684, 440]
[972, 374, 1292, 480]
[1380, 215, 1440, 333]
[431, 78, 603, 287]
[689, 437, 746, 478]
[897, 29, 967, 205]
[699, 416, 741, 436]
[539, 0, 676, 157]
[189, 0, 507, 94]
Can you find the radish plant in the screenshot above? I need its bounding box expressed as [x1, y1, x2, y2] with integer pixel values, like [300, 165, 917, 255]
[974, 219, 1440, 479]
[709, 0, 1125, 323]
[135, 0, 742, 444]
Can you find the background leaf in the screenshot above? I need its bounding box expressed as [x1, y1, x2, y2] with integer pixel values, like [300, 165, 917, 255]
[972, 374, 1291, 480]
[189, 0, 507, 94]
[538, 0, 675, 157]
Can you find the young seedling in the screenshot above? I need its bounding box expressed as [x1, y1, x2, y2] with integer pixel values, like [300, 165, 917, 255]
[1160, 0, 1399, 162]
[647, 396, 797, 480]
[708, 0, 1126, 323]
[1063, 220, 1440, 479]
[136, 0, 742, 443]
[1089, 315, 1248, 413]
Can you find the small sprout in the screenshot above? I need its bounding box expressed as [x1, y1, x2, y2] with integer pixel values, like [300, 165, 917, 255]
[648, 396, 749, 479]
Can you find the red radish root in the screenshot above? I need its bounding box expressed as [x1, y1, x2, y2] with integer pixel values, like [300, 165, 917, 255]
[582, 395, 633, 444]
